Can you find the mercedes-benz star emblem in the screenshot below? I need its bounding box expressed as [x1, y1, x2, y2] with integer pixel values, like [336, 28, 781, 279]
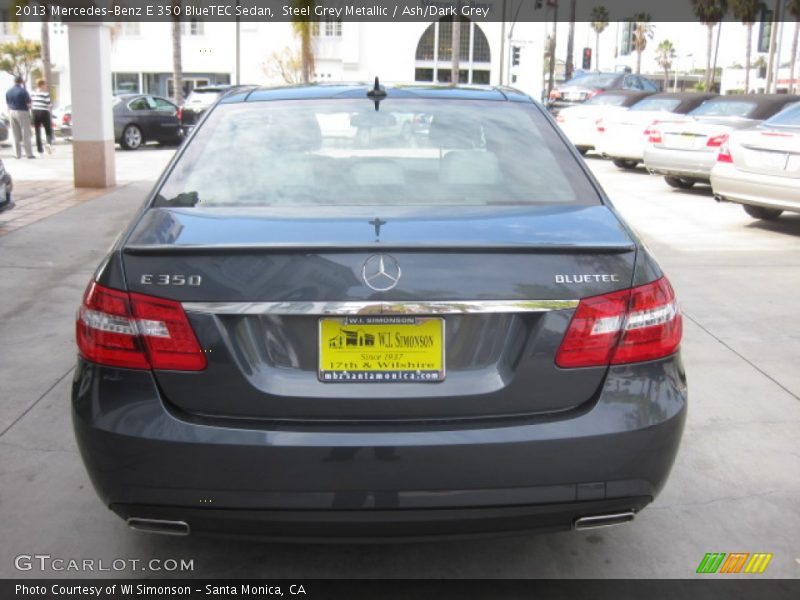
[362, 254, 402, 292]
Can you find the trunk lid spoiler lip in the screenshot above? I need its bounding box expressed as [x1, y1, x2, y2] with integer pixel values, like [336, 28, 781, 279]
[122, 242, 636, 255]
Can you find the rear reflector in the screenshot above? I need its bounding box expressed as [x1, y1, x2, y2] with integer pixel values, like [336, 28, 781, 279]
[716, 135, 732, 163]
[77, 282, 206, 371]
[556, 277, 682, 368]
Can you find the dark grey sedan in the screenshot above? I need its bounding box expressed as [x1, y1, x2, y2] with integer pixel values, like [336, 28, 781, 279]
[73, 83, 687, 540]
[113, 94, 182, 150]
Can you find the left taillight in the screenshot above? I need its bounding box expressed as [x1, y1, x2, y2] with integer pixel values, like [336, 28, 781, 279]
[555, 277, 682, 368]
[716, 134, 732, 163]
[76, 282, 206, 371]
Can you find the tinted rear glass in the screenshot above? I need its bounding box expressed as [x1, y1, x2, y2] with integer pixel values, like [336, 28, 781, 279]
[629, 97, 681, 112]
[564, 74, 619, 88]
[186, 90, 222, 105]
[155, 99, 601, 208]
[585, 94, 628, 106]
[763, 103, 800, 127]
[689, 100, 757, 118]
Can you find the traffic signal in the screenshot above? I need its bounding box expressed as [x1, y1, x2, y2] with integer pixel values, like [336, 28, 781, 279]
[512, 46, 521, 67]
[582, 47, 592, 70]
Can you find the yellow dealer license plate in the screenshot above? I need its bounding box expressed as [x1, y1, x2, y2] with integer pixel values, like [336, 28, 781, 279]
[319, 316, 444, 383]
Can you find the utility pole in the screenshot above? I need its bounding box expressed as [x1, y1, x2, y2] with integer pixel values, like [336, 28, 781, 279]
[710, 22, 722, 91]
[451, 2, 461, 84]
[565, 0, 576, 80]
[235, 0, 241, 85]
[547, 1, 558, 100]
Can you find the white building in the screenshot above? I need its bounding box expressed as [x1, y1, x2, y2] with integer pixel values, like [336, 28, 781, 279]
[0, 19, 547, 107]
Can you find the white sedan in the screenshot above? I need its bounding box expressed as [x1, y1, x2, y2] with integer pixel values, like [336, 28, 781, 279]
[595, 93, 715, 169]
[555, 90, 654, 155]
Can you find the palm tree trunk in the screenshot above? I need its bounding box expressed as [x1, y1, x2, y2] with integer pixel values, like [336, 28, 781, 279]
[171, 15, 182, 104]
[565, 0, 576, 79]
[40, 16, 52, 94]
[636, 50, 642, 74]
[451, 16, 461, 84]
[745, 22, 753, 93]
[705, 24, 714, 90]
[301, 24, 313, 83]
[595, 31, 600, 71]
[790, 20, 799, 94]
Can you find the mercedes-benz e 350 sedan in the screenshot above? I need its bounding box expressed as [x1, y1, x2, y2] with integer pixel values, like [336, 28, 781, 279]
[72, 83, 687, 541]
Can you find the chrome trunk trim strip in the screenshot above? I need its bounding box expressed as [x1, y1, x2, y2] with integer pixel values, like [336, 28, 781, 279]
[183, 299, 579, 316]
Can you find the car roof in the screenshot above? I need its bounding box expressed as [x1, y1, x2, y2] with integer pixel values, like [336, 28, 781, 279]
[699, 93, 800, 119]
[634, 92, 717, 113]
[221, 83, 535, 104]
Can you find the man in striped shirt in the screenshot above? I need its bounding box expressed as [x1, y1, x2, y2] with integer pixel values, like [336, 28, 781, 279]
[31, 79, 54, 155]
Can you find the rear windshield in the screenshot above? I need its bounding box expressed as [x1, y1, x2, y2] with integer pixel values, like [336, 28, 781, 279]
[585, 94, 628, 106]
[629, 97, 681, 112]
[763, 103, 800, 128]
[689, 100, 757, 118]
[564, 74, 619, 88]
[155, 98, 600, 208]
[186, 90, 222, 105]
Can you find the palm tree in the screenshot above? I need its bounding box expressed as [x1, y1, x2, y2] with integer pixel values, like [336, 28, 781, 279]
[631, 14, 654, 74]
[292, 0, 315, 83]
[565, 0, 577, 80]
[38, 3, 52, 93]
[171, 0, 182, 104]
[788, 0, 800, 94]
[691, 0, 728, 91]
[656, 40, 676, 91]
[731, 0, 763, 93]
[590, 6, 610, 71]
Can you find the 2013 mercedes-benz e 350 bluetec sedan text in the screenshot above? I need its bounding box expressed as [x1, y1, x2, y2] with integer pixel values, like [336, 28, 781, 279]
[72, 82, 687, 540]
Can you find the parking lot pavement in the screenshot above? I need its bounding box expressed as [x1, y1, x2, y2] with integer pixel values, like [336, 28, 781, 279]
[1, 154, 798, 579]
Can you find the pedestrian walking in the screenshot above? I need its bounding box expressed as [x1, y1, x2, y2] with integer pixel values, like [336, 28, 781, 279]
[5, 76, 35, 159]
[31, 79, 54, 155]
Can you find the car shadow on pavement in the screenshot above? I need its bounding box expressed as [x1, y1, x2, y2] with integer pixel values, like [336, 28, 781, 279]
[745, 213, 800, 237]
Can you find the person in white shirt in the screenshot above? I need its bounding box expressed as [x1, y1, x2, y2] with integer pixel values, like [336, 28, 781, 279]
[31, 79, 54, 154]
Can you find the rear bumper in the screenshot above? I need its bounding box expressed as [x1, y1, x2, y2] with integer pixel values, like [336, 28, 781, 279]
[72, 355, 687, 540]
[595, 135, 646, 161]
[643, 147, 716, 181]
[710, 163, 800, 213]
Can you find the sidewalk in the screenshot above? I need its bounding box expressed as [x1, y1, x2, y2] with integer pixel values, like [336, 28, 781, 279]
[0, 141, 174, 236]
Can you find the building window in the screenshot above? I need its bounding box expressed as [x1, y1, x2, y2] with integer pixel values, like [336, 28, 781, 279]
[182, 19, 204, 36]
[312, 19, 342, 37]
[414, 17, 491, 85]
[0, 12, 19, 36]
[113, 73, 141, 94]
[121, 22, 140, 37]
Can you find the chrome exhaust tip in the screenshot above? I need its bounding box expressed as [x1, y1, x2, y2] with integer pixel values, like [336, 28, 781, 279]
[127, 517, 190, 536]
[574, 511, 635, 531]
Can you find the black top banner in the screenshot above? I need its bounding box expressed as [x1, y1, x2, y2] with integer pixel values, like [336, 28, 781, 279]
[2, 0, 798, 23]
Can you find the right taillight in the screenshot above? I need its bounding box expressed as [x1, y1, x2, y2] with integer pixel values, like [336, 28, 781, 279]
[596, 118, 605, 133]
[716, 134, 732, 163]
[556, 277, 682, 368]
[76, 282, 206, 371]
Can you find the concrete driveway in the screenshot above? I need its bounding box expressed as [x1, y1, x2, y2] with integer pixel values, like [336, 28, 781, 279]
[1, 151, 798, 578]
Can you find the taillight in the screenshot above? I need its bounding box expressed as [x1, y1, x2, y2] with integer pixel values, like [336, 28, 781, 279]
[549, 90, 561, 100]
[176, 107, 183, 122]
[647, 128, 662, 144]
[596, 119, 605, 133]
[643, 120, 661, 142]
[716, 135, 732, 163]
[706, 134, 727, 147]
[555, 277, 682, 368]
[556, 114, 565, 123]
[62, 114, 71, 125]
[76, 282, 206, 371]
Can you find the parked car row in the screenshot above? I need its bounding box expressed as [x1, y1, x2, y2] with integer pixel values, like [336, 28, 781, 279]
[556, 90, 800, 222]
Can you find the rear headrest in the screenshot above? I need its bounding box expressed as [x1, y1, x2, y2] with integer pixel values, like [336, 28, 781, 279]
[265, 112, 322, 152]
[428, 115, 482, 148]
[439, 150, 500, 185]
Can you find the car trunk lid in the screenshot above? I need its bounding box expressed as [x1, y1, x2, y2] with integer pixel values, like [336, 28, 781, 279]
[121, 205, 638, 422]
